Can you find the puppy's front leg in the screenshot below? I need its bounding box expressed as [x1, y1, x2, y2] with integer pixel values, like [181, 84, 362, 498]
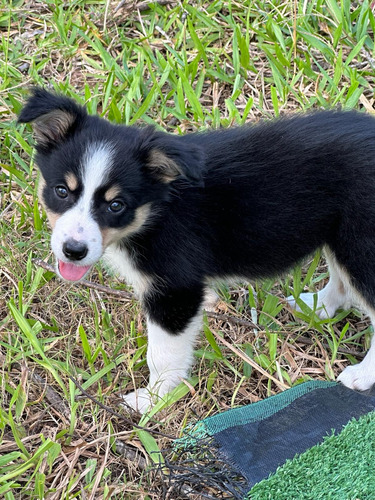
[123, 286, 204, 413]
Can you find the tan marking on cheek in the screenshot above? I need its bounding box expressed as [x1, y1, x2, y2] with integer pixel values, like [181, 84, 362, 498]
[101, 203, 152, 247]
[104, 185, 122, 202]
[37, 176, 46, 202]
[101, 228, 113, 248]
[47, 211, 60, 229]
[65, 172, 79, 192]
[37, 176, 60, 229]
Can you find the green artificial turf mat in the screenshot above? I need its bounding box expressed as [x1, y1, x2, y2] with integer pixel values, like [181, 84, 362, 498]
[248, 410, 375, 499]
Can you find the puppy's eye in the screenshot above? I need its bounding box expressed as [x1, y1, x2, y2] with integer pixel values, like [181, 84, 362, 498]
[108, 200, 126, 214]
[55, 185, 69, 198]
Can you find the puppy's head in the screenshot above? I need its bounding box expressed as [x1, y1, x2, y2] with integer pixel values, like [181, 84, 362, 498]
[19, 88, 204, 281]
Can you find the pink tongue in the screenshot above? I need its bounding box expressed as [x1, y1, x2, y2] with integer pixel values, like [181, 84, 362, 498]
[58, 260, 91, 281]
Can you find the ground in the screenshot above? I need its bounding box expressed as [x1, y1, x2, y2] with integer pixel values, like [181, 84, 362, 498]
[1, 1, 375, 498]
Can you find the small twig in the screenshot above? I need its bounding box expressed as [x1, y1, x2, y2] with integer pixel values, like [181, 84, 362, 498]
[0, 434, 43, 453]
[205, 310, 257, 329]
[30, 372, 71, 419]
[115, 440, 148, 469]
[11, 362, 71, 420]
[32, 258, 133, 300]
[288, 333, 365, 359]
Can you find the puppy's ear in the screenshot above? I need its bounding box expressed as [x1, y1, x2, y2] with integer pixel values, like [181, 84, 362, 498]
[18, 88, 87, 149]
[144, 132, 205, 186]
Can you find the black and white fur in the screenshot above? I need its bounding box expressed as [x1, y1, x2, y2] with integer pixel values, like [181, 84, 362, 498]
[19, 89, 375, 412]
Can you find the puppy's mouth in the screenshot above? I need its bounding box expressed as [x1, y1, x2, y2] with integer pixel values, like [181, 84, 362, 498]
[58, 260, 92, 281]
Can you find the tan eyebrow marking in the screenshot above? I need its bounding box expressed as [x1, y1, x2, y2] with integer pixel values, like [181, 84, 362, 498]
[104, 185, 122, 202]
[65, 172, 79, 192]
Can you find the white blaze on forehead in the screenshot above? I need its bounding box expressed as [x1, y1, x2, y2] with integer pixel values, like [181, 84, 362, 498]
[79, 142, 115, 208]
[51, 142, 115, 267]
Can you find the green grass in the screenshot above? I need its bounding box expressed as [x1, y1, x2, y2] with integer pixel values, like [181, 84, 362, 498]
[1, 0, 375, 497]
[248, 411, 375, 500]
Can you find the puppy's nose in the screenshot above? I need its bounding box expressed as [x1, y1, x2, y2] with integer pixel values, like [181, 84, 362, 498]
[62, 239, 88, 261]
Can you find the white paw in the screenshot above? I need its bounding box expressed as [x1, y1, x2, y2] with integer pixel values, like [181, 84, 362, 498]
[286, 293, 314, 310]
[122, 388, 154, 414]
[286, 292, 333, 319]
[338, 363, 375, 391]
[203, 289, 219, 312]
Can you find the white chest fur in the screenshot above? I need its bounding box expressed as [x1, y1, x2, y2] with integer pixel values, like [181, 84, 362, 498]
[103, 244, 152, 296]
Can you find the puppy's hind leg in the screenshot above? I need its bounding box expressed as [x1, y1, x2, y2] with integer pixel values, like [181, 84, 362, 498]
[334, 269, 375, 390]
[338, 315, 375, 391]
[123, 285, 204, 414]
[287, 249, 351, 319]
[318, 227, 375, 391]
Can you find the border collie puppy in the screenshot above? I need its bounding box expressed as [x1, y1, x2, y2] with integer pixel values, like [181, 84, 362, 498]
[19, 89, 375, 412]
